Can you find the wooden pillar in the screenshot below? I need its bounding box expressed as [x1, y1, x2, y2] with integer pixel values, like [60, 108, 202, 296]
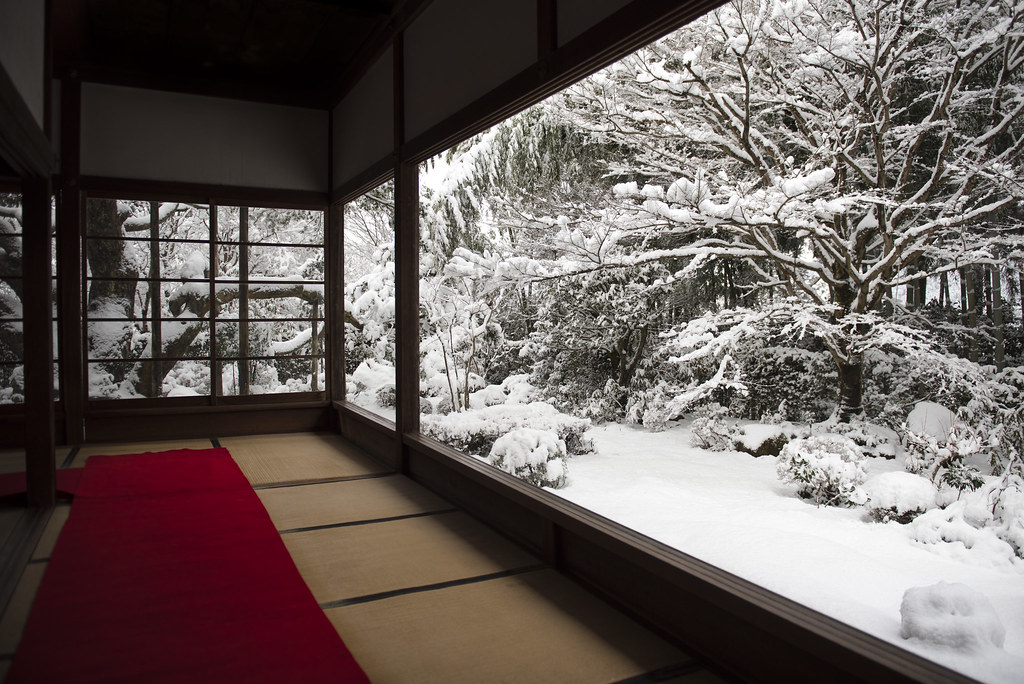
[58, 78, 83, 444]
[149, 202, 162, 396]
[238, 206, 249, 396]
[393, 32, 419, 472]
[209, 204, 222, 400]
[22, 176, 56, 507]
[327, 202, 346, 403]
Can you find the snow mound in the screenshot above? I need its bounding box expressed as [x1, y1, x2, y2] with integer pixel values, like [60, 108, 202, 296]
[863, 472, 937, 520]
[488, 427, 567, 488]
[900, 582, 1005, 652]
[907, 402, 958, 442]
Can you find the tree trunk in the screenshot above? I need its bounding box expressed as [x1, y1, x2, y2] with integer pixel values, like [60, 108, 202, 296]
[960, 269, 969, 326]
[939, 271, 950, 309]
[966, 267, 979, 363]
[836, 356, 863, 422]
[992, 265, 1005, 371]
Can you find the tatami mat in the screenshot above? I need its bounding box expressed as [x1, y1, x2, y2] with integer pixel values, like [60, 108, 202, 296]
[326, 568, 703, 684]
[69, 439, 214, 468]
[221, 432, 388, 487]
[0, 509, 21, 551]
[29, 504, 70, 561]
[0, 564, 45, 656]
[0, 448, 72, 475]
[285, 511, 538, 604]
[258, 475, 452, 531]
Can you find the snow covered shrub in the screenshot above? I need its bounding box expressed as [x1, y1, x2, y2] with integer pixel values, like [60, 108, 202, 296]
[420, 402, 593, 459]
[820, 418, 898, 459]
[900, 582, 1005, 652]
[689, 403, 738, 451]
[991, 480, 1024, 557]
[375, 383, 396, 408]
[862, 472, 937, 524]
[487, 428, 568, 488]
[776, 434, 867, 506]
[903, 424, 984, 497]
[734, 424, 790, 457]
[910, 479, 1024, 562]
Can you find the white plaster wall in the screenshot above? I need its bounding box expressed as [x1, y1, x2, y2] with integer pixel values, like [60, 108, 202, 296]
[0, 0, 46, 128]
[81, 83, 328, 192]
[332, 47, 394, 191]
[404, 0, 535, 141]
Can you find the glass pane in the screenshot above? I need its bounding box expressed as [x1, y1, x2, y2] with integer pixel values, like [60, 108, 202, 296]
[216, 206, 241, 244]
[161, 359, 211, 397]
[343, 180, 395, 419]
[245, 356, 324, 395]
[249, 207, 323, 245]
[159, 241, 209, 281]
[248, 291, 323, 320]
[248, 245, 323, 280]
[1, 193, 23, 405]
[157, 203, 209, 241]
[0, 363, 23, 405]
[88, 358, 211, 399]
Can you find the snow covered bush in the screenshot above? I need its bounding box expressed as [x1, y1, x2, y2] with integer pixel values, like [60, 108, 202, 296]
[910, 479, 1024, 563]
[734, 424, 789, 458]
[900, 582, 1005, 652]
[820, 418, 898, 459]
[487, 428, 568, 488]
[903, 425, 984, 496]
[991, 480, 1024, 557]
[689, 403, 738, 451]
[776, 434, 867, 507]
[862, 472, 937, 524]
[420, 402, 593, 459]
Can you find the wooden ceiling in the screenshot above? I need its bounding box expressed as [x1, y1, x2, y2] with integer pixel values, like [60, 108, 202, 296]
[50, 0, 416, 107]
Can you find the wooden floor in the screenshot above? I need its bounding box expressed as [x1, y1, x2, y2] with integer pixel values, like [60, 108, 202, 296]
[0, 433, 724, 683]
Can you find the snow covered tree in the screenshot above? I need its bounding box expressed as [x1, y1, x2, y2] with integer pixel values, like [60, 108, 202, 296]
[457, 0, 1024, 421]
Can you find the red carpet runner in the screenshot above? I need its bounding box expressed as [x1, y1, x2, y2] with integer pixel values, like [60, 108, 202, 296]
[7, 449, 369, 683]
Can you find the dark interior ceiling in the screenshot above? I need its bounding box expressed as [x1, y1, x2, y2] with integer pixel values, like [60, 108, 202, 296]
[50, 0, 415, 108]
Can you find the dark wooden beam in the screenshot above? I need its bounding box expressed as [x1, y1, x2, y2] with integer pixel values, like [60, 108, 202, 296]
[393, 30, 418, 472]
[80, 177, 328, 209]
[327, 202, 346, 402]
[330, 157, 393, 205]
[238, 206, 250, 396]
[84, 403, 332, 442]
[58, 78, 84, 444]
[22, 175, 56, 507]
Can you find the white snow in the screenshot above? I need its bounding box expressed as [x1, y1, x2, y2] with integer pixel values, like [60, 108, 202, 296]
[863, 472, 938, 514]
[555, 422, 1024, 683]
[907, 402, 958, 442]
[900, 582, 1006, 651]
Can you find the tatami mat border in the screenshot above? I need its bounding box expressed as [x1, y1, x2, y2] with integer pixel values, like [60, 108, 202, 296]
[612, 662, 709, 684]
[59, 447, 79, 470]
[252, 472, 394, 490]
[279, 509, 459, 535]
[320, 565, 547, 609]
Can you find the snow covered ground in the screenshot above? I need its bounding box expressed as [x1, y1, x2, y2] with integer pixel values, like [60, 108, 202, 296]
[554, 421, 1024, 684]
